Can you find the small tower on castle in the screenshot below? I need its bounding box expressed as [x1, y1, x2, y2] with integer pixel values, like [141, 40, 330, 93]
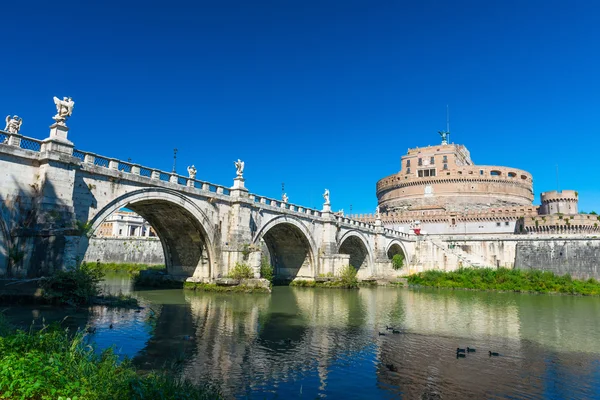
[539, 190, 579, 215]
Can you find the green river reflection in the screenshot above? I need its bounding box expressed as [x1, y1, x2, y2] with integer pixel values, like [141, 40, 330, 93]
[5, 273, 600, 399]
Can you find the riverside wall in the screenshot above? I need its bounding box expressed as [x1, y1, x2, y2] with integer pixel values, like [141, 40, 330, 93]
[514, 238, 600, 280]
[407, 235, 600, 280]
[83, 237, 165, 265]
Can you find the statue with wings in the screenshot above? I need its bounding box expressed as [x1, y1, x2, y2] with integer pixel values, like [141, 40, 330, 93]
[4, 115, 22, 134]
[52, 96, 75, 124]
[323, 189, 330, 205]
[234, 159, 245, 177]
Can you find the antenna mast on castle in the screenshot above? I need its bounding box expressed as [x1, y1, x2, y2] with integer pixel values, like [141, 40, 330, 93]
[446, 105, 450, 143]
[439, 105, 450, 145]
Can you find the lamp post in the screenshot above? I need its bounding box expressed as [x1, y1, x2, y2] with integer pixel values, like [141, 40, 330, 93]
[172, 148, 178, 173]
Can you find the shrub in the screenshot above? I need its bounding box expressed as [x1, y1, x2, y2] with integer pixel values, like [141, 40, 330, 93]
[392, 253, 405, 270]
[228, 262, 253, 279]
[407, 267, 600, 295]
[41, 261, 104, 306]
[260, 257, 274, 282]
[0, 320, 221, 399]
[338, 265, 359, 289]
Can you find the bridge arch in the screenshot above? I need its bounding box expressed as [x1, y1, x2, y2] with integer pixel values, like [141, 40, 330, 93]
[337, 230, 373, 274]
[386, 239, 409, 267]
[86, 188, 217, 279]
[252, 215, 317, 280]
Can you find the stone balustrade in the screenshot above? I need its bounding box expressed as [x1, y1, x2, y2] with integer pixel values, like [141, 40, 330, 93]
[0, 130, 43, 152]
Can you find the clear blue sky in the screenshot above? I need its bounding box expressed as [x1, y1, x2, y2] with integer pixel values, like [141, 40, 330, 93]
[2, 0, 599, 213]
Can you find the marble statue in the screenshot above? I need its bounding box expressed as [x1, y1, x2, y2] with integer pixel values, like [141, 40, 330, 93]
[234, 159, 245, 177]
[4, 115, 22, 134]
[52, 96, 75, 125]
[337, 209, 344, 216]
[187, 165, 197, 179]
[282, 193, 289, 203]
[375, 205, 381, 218]
[323, 189, 330, 205]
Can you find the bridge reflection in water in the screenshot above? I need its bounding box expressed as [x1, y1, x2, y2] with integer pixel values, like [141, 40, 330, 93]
[103, 284, 600, 399]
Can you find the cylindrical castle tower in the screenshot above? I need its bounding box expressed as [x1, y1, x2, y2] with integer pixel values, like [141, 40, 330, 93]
[539, 190, 578, 215]
[376, 139, 534, 213]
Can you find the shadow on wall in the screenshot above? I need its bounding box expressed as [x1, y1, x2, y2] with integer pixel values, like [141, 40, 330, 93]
[0, 173, 90, 278]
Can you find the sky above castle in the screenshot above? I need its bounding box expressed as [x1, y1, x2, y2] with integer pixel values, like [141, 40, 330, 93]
[2, 0, 599, 213]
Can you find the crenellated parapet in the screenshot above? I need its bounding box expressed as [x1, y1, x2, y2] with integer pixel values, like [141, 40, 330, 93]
[351, 205, 540, 225]
[521, 213, 599, 234]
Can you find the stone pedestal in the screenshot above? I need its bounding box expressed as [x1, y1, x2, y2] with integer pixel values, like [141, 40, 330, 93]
[322, 203, 331, 213]
[42, 123, 73, 155]
[233, 177, 245, 189]
[7, 133, 22, 147]
[230, 177, 248, 198]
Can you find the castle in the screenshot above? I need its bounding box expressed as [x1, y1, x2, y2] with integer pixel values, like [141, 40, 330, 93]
[354, 133, 599, 236]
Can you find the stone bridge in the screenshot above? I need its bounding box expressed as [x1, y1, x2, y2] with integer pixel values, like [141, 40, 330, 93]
[0, 111, 414, 281]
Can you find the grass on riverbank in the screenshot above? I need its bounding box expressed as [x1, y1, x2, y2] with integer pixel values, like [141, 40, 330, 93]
[94, 262, 166, 275]
[183, 282, 271, 293]
[0, 316, 221, 399]
[291, 265, 360, 289]
[407, 267, 600, 295]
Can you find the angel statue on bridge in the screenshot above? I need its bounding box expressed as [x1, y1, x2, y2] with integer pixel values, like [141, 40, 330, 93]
[4, 115, 22, 134]
[187, 165, 197, 180]
[52, 96, 75, 125]
[234, 159, 245, 178]
[323, 189, 330, 205]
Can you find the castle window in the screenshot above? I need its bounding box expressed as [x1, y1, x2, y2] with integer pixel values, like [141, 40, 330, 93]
[418, 158, 423, 166]
[443, 155, 448, 162]
[480, 170, 484, 175]
[505, 221, 510, 226]
[490, 170, 501, 176]
[496, 222, 501, 227]
[443, 163, 448, 170]
[406, 168, 411, 174]
[508, 172, 516, 177]
[406, 160, 410, 167]
[430, 156, 435, 164]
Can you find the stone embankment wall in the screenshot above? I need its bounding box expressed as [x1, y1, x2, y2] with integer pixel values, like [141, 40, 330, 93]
[83, 237, 164, 265]
[515, 239, 600, 280]
[408, 235, 600, 280]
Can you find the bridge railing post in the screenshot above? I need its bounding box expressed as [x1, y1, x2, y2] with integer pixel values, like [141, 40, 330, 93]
[7, 133, 22, 147]
[84, 153, 95, 164]
[151, 170, 160, 180]
[108, 159, 119, 170]
[131, 164, 141, 175]
[169, 173, 178, 184]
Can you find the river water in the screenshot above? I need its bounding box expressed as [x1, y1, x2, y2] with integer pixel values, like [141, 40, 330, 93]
[4, 273, 600, 399]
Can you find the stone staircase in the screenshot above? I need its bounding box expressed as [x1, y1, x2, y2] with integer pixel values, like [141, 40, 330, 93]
[423, 236, 492, 269]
